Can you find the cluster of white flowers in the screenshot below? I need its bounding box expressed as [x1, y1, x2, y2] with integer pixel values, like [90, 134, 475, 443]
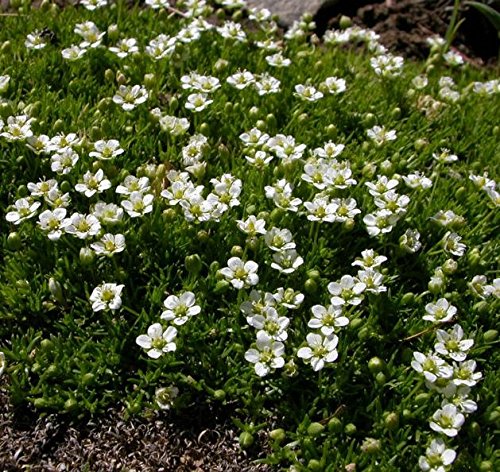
[363, 174, 409, 237]
[412, 323, 481, 470]
[136, 291, 201, 358]
[243, 287, 304, 377]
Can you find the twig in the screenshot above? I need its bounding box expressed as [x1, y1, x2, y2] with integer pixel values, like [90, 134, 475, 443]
[167, 5, 189, 19]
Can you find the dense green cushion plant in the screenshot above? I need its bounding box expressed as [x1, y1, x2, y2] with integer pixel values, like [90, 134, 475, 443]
[0, 1, 499, 470]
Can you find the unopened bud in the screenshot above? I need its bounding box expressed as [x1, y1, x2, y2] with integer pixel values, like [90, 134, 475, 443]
[48, 277, 64, 304]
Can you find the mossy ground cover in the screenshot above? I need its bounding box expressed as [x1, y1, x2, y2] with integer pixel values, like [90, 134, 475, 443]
[0, 1, 499, 470]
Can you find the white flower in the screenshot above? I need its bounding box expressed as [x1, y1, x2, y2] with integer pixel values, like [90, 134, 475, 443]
[92, 201, 124, 225]
[91, 233, 126, 256]
[246, 306, 289, 342]
[273, 287, 304, 310]
[331, 197, 361, 222]
[136, 323, 177, 359]
[236, 215, 267, 237]
[265, 52, 291, 68]
[367, 125, 397, 146]
[217, 21, 246, 42]
[0, 351, 5, 376]
[328, 275, 366, 306]
[47, 133, 81, 152]
[254, 73, 281, 95]
[244, 331, 285, 377]
[352, 249, 387, 269]
[312, 141, 345, 159]
[145, 0, 170, 10]
[304, 197, 338, 222]
[161, 291, 201, 326]
[433, 148, 458, 164]
[38, 208, 67, 241]
[411, 352, 453, 384]
[370, 54, 404, 77]
[357, 268, 386, 294]
[264, 227, 295, 252]
[109, 38, 139, 58]
[75, 169, 112, 198]
[452, 360, 482, 387]
[145, 34, 176, 60]
[429, 403, 465, 437]
[308, 304, 349, 336]
[113, 85, 148, 111]
[220, 257, 259, 289]
[63, 213, 101, 239]
[321, 76, 346, 94]
[403, 171, 433, 190]
[155, 385, 179, 410]
[51, 148, 80, 175]
[424, 298, 457, 323]
[365, 175, 399, 197]
[0, 75, 10, 94]
[1, 115, 33, 141]
[430, 210, 465, 228]
[442, 232, 466, 257]
[90, 282, 124, 312]
[6, 198, 41, 225]
[116, 175, 150, 196]
[90, 140, 124, 160]
[400, 228, 422, 253]
[435, 325, 473, 362]
[418, 438, 456, 472]
[62, 45, 87, 61]
[239, 127, 269, 148]
[121, 191, 154, 217]
[240, 290, 276, 317]
[80, 0, 108, 10]
[227, 70, 255, 89]
[76, 21, 105, 48]
[363, 209, 399, 237]
[185, 93, 213, 112]
[442, 384, 478, 414]
[443, 50, 464, 67]
[25, 31, 47, 50]
[297, 333, 339, 371]
[271, 250, 304, 274]
[294, 84, 323, 102]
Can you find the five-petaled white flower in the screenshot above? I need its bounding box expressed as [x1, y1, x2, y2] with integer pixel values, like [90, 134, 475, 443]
[308, 304, 349, 336]
[6, 198, 41, 225]
[424, 298, 457, 323]
[90, 282, 124, 312]
[418, 438, 457, 472]
[429, 403, 465, 437]
[90, 139, 124, 160]
[244, 331, 285, 377]
[220, 257, 259, 289]
[161, 291, 201, 326]
[113, 84, 148, 111]
[297, 333, 339, 371]
[136, 323, 177, 359]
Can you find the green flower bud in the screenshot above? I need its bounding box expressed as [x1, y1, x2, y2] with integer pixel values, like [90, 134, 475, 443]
[230, 245, 243, 257]
[298, 113, 308, 123]
[40, 339, 54, 352]
[428, 277, 445, 295]
[467, 248, 481, 268]
[357, 326, 370, 341]
[325, 124, 337, 139]
[344, 423, 357, 436]
[116, 71, 127, 85]
[79, 247, 95, 266]
[402, 409, 412, 420]
[469, 421, 481, 437]
[361, 437, 381, 454]
[104, 68, 115, 83]
[7, 232, 22, 251]
[31, 362, 41, 373]
[249, 106, 259, 118]
[384, 412, 399, 431]
[327, 417, 342, 433]
[46, 364, 58, 377]
[239, 431, 254, 449]
[53, 118, 64, 133]
[401, 292, 415, 305]
[48, 277, 64, 304]
[185, 254, 202, 275]
[339, 15, 352, 29]
[270, 208, 284, 224]
[362, 162, 377, 179]
[473, 301, 490, 315]
[214, 58, 228, 72]
[480, 461, 494, 472]
[82, 373, 95, 385]
[442, 259, 458, 275]
[391, 107, 402, 119]
[308, 459, 322, 471]
[486, 410, 500, 424]
[379, 160, 393, 175]
[368, 357, 386, 374]
[304, 278, 318, 294]
[213, 389, 226, 401]
[266, 113, 277, 129]
[107, 23, 119, 42]
[414, 392, 431, 405]
[455, 186, 467, 201]
[343, 218, 355, 231]
[33, 397, 48, 409]
[306, 269, 320, 280]
[375, 372, 387, 385]
[363, 113, 376, 127]
[414, 138, 428, 151]
[307, 422, 325, 437]
[224, 102, 233, 114]
[1, 40, 12, 53]
[64, 398, 78, 411]
[269, 428, 285, 443]
[214, 280, 230, 294]
[483, 329, 498, 343]
[256, 119, 266, 131]
[143, 73, 155, 89]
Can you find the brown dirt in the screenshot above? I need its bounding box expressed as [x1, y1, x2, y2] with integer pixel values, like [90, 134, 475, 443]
[315, 0, 500, 65]
[0, 379, 272, 472]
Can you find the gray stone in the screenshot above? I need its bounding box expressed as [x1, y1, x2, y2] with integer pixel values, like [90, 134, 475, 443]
[246, 0, 337, 27]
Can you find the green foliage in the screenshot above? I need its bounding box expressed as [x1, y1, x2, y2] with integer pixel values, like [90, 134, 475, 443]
[0, 1, 499, 470]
